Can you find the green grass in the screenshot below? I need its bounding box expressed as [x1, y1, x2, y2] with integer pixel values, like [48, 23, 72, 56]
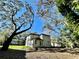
[0, 45, 31, 50]
[9, 45, 26, 50]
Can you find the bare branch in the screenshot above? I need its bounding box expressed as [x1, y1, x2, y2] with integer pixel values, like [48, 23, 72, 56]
[16, 22, 26, 31]
[15, 19, 34, 35]
[11, 9, 18, 30]
[11, 15, 16, 29]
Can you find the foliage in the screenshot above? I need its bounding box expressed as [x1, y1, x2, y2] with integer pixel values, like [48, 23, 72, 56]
[12, 32, 29, 45]
[59, 17, 79, 48]
[56, 0, 79, 23]
[0, 0, 34, 35]
[56, 0, 79, 48]
[59, 28, 74, 48]
[0, 0, 34, 50]
[37, 0, 64, 34]
[0, 29, 10, 44]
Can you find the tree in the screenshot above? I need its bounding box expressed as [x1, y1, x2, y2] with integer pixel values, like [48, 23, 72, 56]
[0, 0, 34, 51]
[56, 0, 79, 48]
[56, 0, 79, 23]
[0, 29, 10, 45]
[37, 0, 64, 34]
[59, 27, 74, 48]
[37, 0, 79, 48]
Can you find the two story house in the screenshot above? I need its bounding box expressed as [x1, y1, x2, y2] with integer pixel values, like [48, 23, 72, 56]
[25, 33, 51, 48]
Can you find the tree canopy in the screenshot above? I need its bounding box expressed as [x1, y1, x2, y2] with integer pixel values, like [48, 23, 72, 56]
[56, 0, 79, 23]
[0, 0, 34, 34]
[37, 0, 64, 35]
[56, 0, 79, 48]
[0, 0, 34, 50]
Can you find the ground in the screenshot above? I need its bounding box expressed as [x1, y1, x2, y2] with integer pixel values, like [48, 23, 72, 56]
[0, 46, 79, 59]
[26, 48, 79, 59]
[26, 52, 79, 59]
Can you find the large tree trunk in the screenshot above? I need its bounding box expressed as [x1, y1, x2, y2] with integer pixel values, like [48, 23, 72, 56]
[1, 33, 15, 51]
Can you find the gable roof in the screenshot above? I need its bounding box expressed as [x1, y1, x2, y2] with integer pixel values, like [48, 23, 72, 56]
[41, 33, 50, 37]
[27, 33, 50, 40]
[28, 33, 40, 36]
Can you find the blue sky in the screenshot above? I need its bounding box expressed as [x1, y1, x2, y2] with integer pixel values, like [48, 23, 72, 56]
[25, 0, 44, 34]
[16, 0, 44, 34]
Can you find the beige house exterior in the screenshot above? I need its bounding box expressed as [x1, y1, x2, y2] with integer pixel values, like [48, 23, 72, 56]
[51, 42, 61, 47]
[25, 33, 51, 48]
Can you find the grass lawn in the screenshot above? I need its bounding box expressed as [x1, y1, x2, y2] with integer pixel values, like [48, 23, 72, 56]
[0, 45, 31, 50]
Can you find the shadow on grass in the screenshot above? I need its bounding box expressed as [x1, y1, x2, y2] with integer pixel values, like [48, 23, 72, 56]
[0, 49, 27, 59]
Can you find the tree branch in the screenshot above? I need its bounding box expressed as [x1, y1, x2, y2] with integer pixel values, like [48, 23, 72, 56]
[12, 15, 17, 29]
[16, 22, 26, 31]
[15, 4, 34, 35]
[15, 20, 34, 35]
[11, 9, 18, 30]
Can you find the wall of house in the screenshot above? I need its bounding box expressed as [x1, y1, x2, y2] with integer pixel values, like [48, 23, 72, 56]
[26, 34, 52, 48]
[51, 42, 61, 47]
[33, 39, 41, 47]
[40, 35, 51, 47]
[30, 35, 39, 39]
[25, 36, 33, 48]
[25, 35, 41, 48]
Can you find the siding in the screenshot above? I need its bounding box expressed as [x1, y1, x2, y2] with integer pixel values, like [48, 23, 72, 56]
[40, 35, 51, 47]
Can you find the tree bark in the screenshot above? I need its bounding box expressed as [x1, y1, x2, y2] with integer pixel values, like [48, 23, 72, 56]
[1, 33, 15, 51]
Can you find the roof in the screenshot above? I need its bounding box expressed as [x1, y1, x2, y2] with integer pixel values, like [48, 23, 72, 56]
[41, 33, 50, 37]
[27, 33, 50, 40]
[28, 33, 50, 36]
[28, 33, 40, 36]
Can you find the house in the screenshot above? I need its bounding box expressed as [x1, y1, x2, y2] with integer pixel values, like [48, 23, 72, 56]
[51, 42, 61, 47]
[25, 33, 51, 48]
